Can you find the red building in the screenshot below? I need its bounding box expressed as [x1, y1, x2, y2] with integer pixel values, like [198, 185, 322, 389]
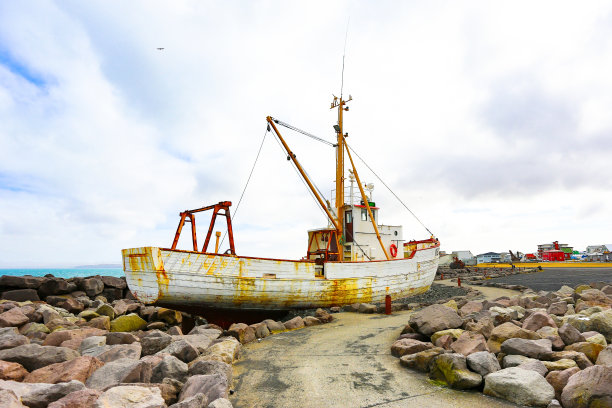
[542, 250, 565, 262]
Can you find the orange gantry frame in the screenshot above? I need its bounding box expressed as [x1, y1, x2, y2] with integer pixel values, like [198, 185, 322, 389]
[170, 201, 236, 255]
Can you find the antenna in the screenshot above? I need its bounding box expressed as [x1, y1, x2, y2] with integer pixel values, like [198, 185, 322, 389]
[340, 17, 350, 98]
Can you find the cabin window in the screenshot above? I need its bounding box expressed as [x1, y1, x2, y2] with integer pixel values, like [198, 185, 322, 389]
[394, 230, 398, 236]
[345, 211, 352, 223]
[361, 209, 367, 221]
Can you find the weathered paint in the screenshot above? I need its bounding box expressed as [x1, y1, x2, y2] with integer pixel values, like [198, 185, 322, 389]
[122, 244, 439, 310]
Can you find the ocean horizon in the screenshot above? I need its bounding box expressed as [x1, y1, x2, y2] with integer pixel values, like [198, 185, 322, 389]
[0, 267, 124, 279]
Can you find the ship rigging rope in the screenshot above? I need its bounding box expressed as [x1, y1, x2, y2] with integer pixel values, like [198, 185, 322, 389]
[346, 143, 435, 237]
[271, 117, 335, 147]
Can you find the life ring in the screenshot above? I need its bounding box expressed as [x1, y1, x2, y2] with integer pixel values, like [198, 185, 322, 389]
[389, 244, 398, 258]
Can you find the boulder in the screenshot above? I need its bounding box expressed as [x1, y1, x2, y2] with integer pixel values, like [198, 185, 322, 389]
[542, 359, 577, 371]
[142, 330, 173, 355]
[589, 309, 612, 342]
[358, 303, 377, 313]
[151, 355, 188, 383]
[1, 289, 40, 303]
[94, 385, 165, 408]
[101, 287, 123, 302]
[262, 320, 285, 334]
[584, 332, 607, 346]
[186, 327, 222, 339]
[100, 276, 126, 289]
[95, 343, 142, 362]
[250, 323, 270, 338]
[502, 354, 533, 368]
[85, 358, 152, 390]
[19, 323, 49, 338]
[105, 332, 139, 345]
[517, 359, 548, 377]
[428, 353, 482, 389]
[162, 339, 199, 363]
[466, 351, 501, 376]
[430, 329, 464, 344]
[227, 323, 256, 344]
[459, 301, 483, 316]
[112, 300, 129, 317]
[147, 322, 167, 331]
[178, 335, 214, 354]
[500, 338, 553, 360]
[79, 336, 106, 354]
[188, 360, 233, 383]
[192, 337, 240, 365]
[565, 341, 605, 363]
[487, 322, 541, 353]
[550, 350, 594, 370]
[0, 389, 24, 408]
[303, 316, 321, 326]
[0, 360, 28, 381]
[110, 313, 147, 332]
[178, 374, 229, 404]
[391, 338, 434, 357]
[208, 399, 233, 408]
[523, 312, 557, 332]
[450, 331, 488, 356]
[0, 333, 29, 350]
[484, 367, 555, 407]
[0, 275, 44, 289]
[81, 278, 104, 298]
[315, 308, 333, 323]
[0, 344, 79, 371]
[170, 393, 207, 407]
[0, 380, 86, 408]
[86, 316, 110, 331]
[558, 323, 586, 346]
[24, 355, 103, 384]
[560, 365, 612, 408]
[545, 366, 580, 400]
[547, 302, 568, 316]
[94, 304, 115, 320]
[47, 388, 102, 408]
[409, 304, 462, 336]
[38, 278, 76, 298]
[399, 347, 445, 372]
[0, 308, 29, 328]
[596, 344, 612, 366]
[283, 316, 305, 330]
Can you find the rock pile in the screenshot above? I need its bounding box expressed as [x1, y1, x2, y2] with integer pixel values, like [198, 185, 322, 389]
[437, 266, 540, 291]
[0, 275, 334, 407]
[392, 282, 612, 408]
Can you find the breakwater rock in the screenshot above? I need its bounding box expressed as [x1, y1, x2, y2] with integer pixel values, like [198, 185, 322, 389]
[392, 281, 612, 408]
[0, 274, 335, 407]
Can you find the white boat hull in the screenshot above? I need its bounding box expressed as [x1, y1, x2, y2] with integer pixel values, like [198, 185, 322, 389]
[123, 244, 439, 311]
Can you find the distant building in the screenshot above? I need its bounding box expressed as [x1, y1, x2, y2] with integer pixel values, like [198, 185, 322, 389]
[585, 244, 612, 261]
[541, 250, 565, 262]
[477, 252, 501, 264]
[538, 241, 572, 260]
[499, 252, 511, 263]
[452, 250, 477, 266]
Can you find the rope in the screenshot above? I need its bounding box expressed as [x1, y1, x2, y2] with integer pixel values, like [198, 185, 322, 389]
[271, 117, 335, 147]
[347, 143, 434, 237]
[219, 127, 268, 250]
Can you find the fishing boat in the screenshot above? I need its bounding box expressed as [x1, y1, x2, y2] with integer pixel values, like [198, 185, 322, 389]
[122, 94, 440, 319]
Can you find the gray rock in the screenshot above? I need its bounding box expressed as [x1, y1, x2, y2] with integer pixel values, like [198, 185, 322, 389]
[409, 304, 463, 336]
[188, 360, 233, 383]
[100, 276, 127, 289]
[142, 330, 173, 355]
[0, 380, 86, 408]
[559, 323, 586, 346]
[0, 333, 29, 350]
[0, 344, 79, 371]
[179, 374, 229, 404]
[105, 332, 139, 345]
[188, 326, 222, 338]
[96, 343, 142, 363]
[1, 289, 40, 303]
[283, 316, 304, 330]
[500, 338, 553, 360]
[517, 359, 548, 377]
[162, 339, 199, 363]
[358, 303, 377, 313]
[484, 367, 555, 407]
[177, 335, 213, 354]
[0, 275, 44, 289]
[86, 357, 152, 390]
[595, 344, 612, 366]
[94, 385, 165, 408]
[466, 351, 501, 376]
[81, 278, 104, 297]
[208, 398, 233, 408]
[262, 320, 285, 333]
[169, 393, 208, 408]
[547, 399, 562, 408]
[79, 336, 106, 354]
[151, 355, 188, 383]
[428, 353, 482, 389]
[502, 354, 532, 368]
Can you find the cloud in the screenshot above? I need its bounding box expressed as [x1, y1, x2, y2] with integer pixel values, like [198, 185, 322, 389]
[1, 1, 612, 266]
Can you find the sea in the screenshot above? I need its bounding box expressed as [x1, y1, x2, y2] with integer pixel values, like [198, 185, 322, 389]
[0, 268, 124, 279]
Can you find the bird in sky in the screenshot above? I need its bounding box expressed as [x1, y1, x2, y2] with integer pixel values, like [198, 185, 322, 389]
[157, 47, 164, 50]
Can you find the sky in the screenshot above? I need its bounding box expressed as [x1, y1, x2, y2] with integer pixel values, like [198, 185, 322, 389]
[1, 1, 612, 267]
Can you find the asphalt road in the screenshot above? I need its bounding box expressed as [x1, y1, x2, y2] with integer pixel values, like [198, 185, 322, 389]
[485, 267, 612, 292]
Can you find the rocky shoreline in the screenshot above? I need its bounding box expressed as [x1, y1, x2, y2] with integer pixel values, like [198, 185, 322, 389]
[391, 281, 612, 407]
[0, 274, 335, 407]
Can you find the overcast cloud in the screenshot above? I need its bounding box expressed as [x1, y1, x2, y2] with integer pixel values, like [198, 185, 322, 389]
[1, 1, 611, 267]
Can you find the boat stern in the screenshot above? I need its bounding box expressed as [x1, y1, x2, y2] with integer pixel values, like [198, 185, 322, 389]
[122, 246, 167, 304]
